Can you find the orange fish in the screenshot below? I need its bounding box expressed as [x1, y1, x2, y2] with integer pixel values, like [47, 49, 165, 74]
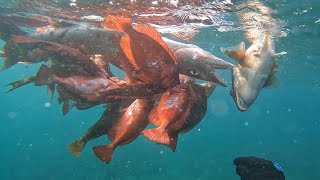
[142, 83, 196, 151]
[102, 15, 179, 88]
[93, 99, 153, 164]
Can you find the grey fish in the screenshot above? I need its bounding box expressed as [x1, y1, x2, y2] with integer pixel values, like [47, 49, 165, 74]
[221, 33, 278, 111]
[1, 21, 234, 86]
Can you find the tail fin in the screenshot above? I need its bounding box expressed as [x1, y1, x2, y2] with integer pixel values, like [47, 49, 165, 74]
[0, 19, 26, 41]
[34, 64, 53, 86]
[142, 127, 170, 146]
[101, 15, 132, 32]
[5, 76, 35, 93]
[93, 144, 115, 164]
[67, 139, 86, 157]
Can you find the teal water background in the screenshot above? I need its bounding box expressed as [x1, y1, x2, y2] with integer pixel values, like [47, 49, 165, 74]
[0, 0, 319, 179]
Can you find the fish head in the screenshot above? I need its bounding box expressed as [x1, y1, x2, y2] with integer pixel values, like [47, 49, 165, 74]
[175, 47, 235, 87]
[230, 66, 259, 111]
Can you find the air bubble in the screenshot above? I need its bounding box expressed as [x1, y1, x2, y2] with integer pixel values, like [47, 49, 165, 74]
[44, 102, 51, 108]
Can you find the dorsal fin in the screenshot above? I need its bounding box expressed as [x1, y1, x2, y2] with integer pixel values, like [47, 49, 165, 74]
[134, 24, 177, 63]
[221, 42, 246, 62]
[120, 33, 139, 70]
[102, 15, 132, 32]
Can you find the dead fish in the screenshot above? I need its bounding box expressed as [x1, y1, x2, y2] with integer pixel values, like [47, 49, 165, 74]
[67, 101, 132, 157]
[221, 33, 278, 111]
[102, 15, 179, 88]
[142, 83, 196, 151]
[163, 37, 235, 87]
[93, 99, 153, 164]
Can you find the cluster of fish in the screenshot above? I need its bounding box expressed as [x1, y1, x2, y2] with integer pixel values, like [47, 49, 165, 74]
[0, 14, 278, 164]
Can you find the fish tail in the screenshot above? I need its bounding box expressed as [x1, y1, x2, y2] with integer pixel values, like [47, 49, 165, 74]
[93, 144, 115, 164]
[142, 127, 170, 146]
[0, 20, 27, 70]
[4, 76, 35, 93]
[1, 36, 42, 71]
[34, 64, 54, 86]
[67, 138, 86, 157]
[102, 15, 132, 32]
[0, 19, 26, 42]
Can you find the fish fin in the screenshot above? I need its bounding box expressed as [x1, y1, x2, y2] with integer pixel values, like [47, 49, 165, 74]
[34, 64, 53, 86]
[120, 34, 139, 70]
[4, 76, 35, 93]
[264, 74, 279, 89]
[221, 42, 246, 62]
[134, 24, 177, 63]
[67, 139, 86, 157]
[0, 20, 26, 42]
[93, 144, 114, 164]
[101, 15, 132, 32]
[198, 82, 216, 97]
[168, 133, 178, 152]
[142, 127, 170, 146]
[149, 105, 161, 126]
[75, 103, 96, 110]
[62, 100, 74, 116]
[47, 83, 55, 102]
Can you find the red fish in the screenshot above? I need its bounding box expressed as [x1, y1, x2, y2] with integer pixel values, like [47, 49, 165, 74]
[93, 99, 153, 164]
[142, 83, 197, 151]
[102, 15, 179, 88]
[68, 100, 133, 157]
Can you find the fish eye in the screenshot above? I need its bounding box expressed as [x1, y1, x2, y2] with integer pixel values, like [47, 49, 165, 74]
[166, 99, 173, 105]
[189, 70, 199, 75]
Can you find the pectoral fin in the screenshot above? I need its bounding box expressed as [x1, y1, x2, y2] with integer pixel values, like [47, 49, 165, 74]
[264, 74, 279, 89]
[221, 42, 246, 62]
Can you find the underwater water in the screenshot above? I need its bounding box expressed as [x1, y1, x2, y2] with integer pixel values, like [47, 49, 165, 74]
[0, 0, 319, 179]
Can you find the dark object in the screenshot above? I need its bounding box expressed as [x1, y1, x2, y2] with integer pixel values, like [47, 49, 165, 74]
[234, 156, 285, 180]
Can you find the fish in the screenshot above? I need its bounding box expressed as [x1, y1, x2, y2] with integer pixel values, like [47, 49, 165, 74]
[163, 37, 235, 87]
[68, 100, 132, 157]
[179, 81, 216, 133]
[34, 64, 118, 96]
[221, 33, 278, 111]
[142, 83, 197, 151]
[2, 35, 108, 76]
[1, 20, 233, 85]
[102, 15, 180, 88]
[93, 99, 153, 164]
[84, 82, 166, 102]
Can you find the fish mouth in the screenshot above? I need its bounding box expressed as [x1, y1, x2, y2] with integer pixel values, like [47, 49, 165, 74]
[230, 67, 250, 111]
[230, 88, 249, 111]
[207, 69, 227, 87]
